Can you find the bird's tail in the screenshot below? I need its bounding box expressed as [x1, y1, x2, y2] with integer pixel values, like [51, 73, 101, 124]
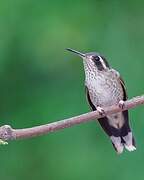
[98, 116, 136, 154]
[110, 123, 136, 154]
[122, 132, 136, 152]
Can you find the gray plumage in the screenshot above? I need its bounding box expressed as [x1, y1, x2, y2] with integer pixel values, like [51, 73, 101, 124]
[66, 48, 136, 154]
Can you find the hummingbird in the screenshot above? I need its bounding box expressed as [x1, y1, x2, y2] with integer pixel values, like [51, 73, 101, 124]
[66, 48, 136, 154]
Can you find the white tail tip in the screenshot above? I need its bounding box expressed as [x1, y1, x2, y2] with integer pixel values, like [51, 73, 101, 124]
[124, 145, 136, 152]
[116, 145, 124, 154]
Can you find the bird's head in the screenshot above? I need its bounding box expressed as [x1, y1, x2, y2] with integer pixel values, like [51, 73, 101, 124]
[66, 48, 110, 71]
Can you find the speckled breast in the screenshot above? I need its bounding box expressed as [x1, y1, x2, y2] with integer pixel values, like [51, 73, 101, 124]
[85, 70, 124, 107]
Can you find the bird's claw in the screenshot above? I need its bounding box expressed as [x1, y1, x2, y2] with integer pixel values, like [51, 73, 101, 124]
[119, 100, 125, 109]
[97, 106, 105, 116]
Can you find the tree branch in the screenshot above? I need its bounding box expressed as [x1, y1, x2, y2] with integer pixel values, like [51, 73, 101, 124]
[0, 95, 144, 143]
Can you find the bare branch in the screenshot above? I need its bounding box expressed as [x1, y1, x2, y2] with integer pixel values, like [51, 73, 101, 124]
[0, 95, 144, 143]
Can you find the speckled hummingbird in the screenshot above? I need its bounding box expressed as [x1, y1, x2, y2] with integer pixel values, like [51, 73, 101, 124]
[66, 48, 136, 154]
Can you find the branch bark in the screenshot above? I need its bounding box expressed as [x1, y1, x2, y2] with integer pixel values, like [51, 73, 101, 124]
[0, 95, 144, 143]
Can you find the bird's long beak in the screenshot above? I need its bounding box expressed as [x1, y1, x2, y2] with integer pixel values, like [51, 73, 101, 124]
[66, 48, 85, 58]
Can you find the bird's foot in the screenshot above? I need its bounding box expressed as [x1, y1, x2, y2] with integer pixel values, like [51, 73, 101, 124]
[118, 100, 125, 109]
[97, 106, 105, 116]
[0, 139, 8, 145]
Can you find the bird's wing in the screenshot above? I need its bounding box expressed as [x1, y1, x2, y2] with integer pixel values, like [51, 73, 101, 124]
[119, 76, 128, 100]
[110, 68, 127, 100]
[118, 76, 130, 137]
[85, 86, 96, 111]
[118, 76, 136, 149]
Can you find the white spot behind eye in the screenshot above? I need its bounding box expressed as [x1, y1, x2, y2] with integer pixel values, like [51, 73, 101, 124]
[99, 56, 107, 69]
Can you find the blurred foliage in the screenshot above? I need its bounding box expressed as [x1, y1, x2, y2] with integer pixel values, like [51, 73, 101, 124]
[0, 0, 144, 180]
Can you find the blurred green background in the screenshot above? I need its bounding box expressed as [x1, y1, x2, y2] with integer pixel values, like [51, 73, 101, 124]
[0, 0, 144, 179]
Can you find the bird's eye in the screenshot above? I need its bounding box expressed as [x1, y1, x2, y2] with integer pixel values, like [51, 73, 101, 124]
[93, 56, 100, 61]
